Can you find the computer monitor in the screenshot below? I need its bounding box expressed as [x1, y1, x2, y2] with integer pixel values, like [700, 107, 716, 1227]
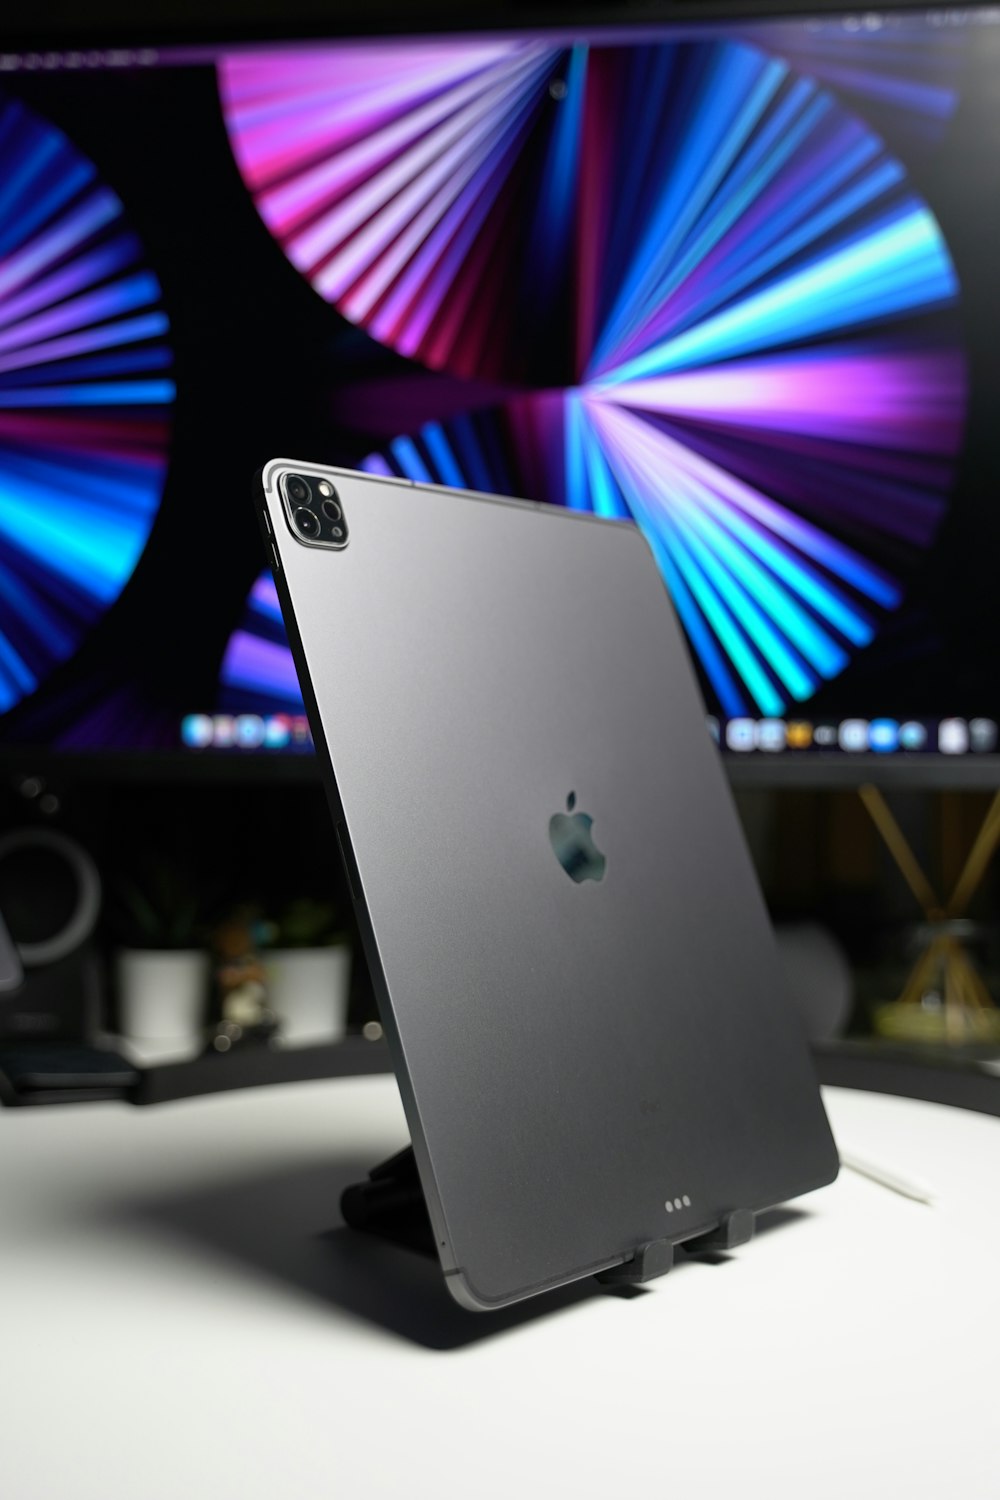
[1, 4, 998, 783]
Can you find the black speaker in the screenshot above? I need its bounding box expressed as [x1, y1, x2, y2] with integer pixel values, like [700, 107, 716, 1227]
[0, 829, 104, 1042]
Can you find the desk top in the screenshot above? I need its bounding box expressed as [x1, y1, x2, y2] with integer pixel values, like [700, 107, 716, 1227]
[1, 1077, 997, 1500]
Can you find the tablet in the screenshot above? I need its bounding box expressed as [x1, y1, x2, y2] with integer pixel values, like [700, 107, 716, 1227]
[254, 459, 838, 1310]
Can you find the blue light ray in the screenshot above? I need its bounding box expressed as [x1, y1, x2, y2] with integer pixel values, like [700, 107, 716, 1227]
[669, 505, 818, 701]
[422, 422, 466, 490]
[0, 89, 173, 720]
[605, 209, 956, 384]
[389, 434, 434, 484]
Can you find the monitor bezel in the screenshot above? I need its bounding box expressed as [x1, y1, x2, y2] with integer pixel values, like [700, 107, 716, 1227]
[3, 0, 976, 51]
[2, 747, 998, 791]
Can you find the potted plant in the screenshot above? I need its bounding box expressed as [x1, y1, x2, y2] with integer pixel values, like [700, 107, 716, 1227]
[263, 896, 352, 1048]
[111, 858, 209, 1063]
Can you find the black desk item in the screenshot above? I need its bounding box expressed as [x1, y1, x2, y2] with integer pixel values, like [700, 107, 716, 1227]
[0, 910, 21, 996]
[0, 1046, 139, 1106]
[255, 461, 839, 1310]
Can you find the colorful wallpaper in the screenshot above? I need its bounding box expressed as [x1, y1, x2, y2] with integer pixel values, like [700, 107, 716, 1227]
[219, 36, 965, 718]
[0, 17, 993, 748]
[219, 570, 304, 715]
[0, 89, 174, 720]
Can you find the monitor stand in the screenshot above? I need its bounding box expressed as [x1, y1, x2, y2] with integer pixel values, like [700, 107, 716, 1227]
[340, 1146, 756, 1285]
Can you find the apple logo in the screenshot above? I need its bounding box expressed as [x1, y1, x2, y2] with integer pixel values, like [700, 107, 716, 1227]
[548, 791, 606, 884]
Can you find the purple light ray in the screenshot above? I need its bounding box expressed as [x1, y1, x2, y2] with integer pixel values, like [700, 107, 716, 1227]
[371, 87, 542, 357]
[0, 240, 137, 336]
[249, 571, 281, 617]
[0, 189, 120, 303]
[221, 629, 300, 699]
[220, 45, 525, 188]
[236, 45, 542, 236]
[0, 274, 160, 357]
[595, 347, 966, 453]
[315, 50, 552, 306]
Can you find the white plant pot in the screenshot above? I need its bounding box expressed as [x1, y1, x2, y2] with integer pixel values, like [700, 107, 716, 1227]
[116, 948, 209, 1062]
[265, 946, 351, 1049]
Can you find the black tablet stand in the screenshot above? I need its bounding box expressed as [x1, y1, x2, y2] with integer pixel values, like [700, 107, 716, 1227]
[340, 1146, 437, 1255]
[340, 1145, 755, 1284]
[595, 1206, 755, 1284]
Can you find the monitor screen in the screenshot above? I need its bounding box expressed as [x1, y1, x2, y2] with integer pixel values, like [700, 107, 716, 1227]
[1, 8, 998, 766]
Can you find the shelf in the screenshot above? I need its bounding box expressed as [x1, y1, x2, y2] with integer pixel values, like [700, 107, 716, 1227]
[130, 1034, 392, 1105]
[814, 1040, 1000, 1118]
[6, 1034, 999, 1118]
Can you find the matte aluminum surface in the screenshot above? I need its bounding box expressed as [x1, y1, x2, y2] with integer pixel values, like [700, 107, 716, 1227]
[256, 460, 839, 1309]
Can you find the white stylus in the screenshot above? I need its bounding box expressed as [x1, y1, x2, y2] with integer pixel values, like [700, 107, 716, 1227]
[839, 1149, 936, 1206]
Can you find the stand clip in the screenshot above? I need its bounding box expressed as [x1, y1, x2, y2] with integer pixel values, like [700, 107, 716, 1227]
[594, 1209, 755, 1286]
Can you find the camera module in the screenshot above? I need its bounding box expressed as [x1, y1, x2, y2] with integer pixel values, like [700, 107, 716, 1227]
[294, 507, 321, 539]
[282, 470, 348, 546]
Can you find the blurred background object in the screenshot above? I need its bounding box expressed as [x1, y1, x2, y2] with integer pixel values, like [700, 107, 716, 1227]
[112, 852, 209, 1063]
[263, 897, 352, 1050]
[0, 825, 103, 1046]
[773, 923, 853, 1044]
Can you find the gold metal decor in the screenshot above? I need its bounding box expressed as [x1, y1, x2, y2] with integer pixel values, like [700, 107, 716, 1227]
[859, 784, 1000, 1045]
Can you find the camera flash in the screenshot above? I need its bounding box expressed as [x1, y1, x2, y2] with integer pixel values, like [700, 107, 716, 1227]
[317, 480, 334, 497]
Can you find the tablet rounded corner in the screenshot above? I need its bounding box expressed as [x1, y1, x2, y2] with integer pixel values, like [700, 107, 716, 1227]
[260, 456, 300, 495]
[443, 1268, 519, 1314]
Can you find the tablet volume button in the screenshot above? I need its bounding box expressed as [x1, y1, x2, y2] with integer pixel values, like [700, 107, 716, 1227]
[337, 823, 362, 903]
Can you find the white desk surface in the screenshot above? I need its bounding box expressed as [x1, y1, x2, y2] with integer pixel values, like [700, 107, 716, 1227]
[1, 1077, 997, 1500]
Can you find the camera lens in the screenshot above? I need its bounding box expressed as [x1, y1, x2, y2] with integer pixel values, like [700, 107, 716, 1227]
[321, 498, 342, 523]
[286, 475, 311, 505]
[294, 507, 321, 539]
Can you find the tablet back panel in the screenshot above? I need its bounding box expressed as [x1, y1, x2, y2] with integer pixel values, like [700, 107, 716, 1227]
[258, 461, 838, 1309]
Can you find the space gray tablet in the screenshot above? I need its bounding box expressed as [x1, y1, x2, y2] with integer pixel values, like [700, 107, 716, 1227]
[254, 459, 838, 1311]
